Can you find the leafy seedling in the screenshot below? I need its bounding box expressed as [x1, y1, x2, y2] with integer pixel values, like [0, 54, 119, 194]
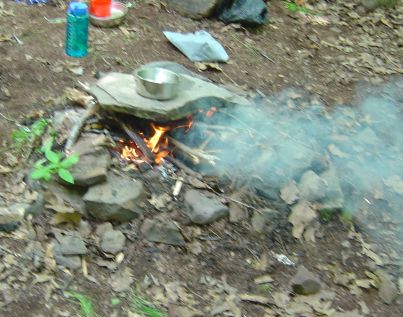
[31, 139, 79, 184]
[65, 290, 95, 317]
[11, 118, 49, 156]
[131, 293, 165, 317]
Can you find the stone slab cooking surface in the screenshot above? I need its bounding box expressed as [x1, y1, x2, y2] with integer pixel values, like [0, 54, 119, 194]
[90, 71, 249, 121]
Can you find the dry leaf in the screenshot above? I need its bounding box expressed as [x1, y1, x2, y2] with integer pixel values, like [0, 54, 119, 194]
[50, 212, 81, 226]
[254, 275, 274, 285]
[195, 62, 223, 72]
[239, 293, 271, 305]
[288, 200, 317, 239]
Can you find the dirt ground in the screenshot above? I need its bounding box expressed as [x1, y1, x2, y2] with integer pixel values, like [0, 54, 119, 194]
[0, 0, 402, 316]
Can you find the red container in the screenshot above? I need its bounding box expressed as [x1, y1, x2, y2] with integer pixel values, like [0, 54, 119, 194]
[89, 0, 112, 18]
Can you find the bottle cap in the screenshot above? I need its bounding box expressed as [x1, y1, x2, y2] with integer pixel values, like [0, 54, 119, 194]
[68, 2, 88, 17]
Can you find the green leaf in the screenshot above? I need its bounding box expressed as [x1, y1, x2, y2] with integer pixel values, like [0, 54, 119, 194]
[31, 119, 48, 136]
[31, 167, 51, 180]
[60, 154, 80, 168]
[41, 138, 53, 154]
[45, 150, 61, 164]
[65, 291, 95, 317]
[58, 169, 74, 184]
[34, 158, 47, 169]
[111, 298, 121, 306]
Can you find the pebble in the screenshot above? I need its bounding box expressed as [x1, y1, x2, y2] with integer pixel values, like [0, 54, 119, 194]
[100, 229, 126, 254]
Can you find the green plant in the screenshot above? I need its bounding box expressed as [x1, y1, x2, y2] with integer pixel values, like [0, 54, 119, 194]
[283, 1, 318, 15]
[31, 139, 79, 184]
[65, 291, 95, 317]
[11, 118, 49, 156]
[131, 293, 165, 317]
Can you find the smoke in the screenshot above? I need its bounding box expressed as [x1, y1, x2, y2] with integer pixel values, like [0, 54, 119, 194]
[174, 78, 403, 244]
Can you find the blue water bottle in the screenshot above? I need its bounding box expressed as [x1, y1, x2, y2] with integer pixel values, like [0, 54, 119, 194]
[65, 2, 89, 58]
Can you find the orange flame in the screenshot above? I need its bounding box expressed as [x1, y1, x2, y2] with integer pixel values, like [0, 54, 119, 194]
[119, 124, 171, 165]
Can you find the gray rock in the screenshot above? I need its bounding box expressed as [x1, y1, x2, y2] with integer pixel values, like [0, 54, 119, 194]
[100, 230, 126, 254]
[141, 218, 185, 246]
[90, 67, 250, 121]
[0, 203, 30, 231]
[56, 234, 87, 255]
[52, 241, 81, 270]
[53, 109, 87, 144]
[165, 0, 224, 19]
[71, 134, 113, 156]
[229, 201, 247, 223]
[45, 181, 87, 215]
[291, 266, 321, 295]
[70, 148, 111, 187]
[298, 170, 327, 202]
[377, 271, 398, 304]
[184, 190, 229, 225]
[251, 208, 281, 234]
[25, 192, 45, 216]
[318, 166, 345, 211]
[83, 173, 145, 222]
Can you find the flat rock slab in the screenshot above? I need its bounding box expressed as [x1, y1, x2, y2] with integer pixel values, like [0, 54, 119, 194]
[184, 190, 229, 224]
[291, 266, 321, 295]
[90, 70, 249, 121]
[166, 0, 224, 18]
[56, 234, 87, 256]
[83, 173, 145, 222]
[141, 218, 185, 246]
[71, 148, 111, 187]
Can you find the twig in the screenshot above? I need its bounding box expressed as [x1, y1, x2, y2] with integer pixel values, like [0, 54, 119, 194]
[0, 110, 22, 127]
[64, 101, 98, 154]
[168, 137, 218, 165]
[164, 156, 203, 179]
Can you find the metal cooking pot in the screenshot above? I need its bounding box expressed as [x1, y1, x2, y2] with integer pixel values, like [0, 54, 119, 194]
[134, 67, 180, 101]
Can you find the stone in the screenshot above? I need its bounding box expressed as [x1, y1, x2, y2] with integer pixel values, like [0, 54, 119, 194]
[100, 229, 126, 254]
[141, 218, 185, 246]
[45, 181, 87, 215]
[298, 170, 327, 202]
[90, 64, 250, 121]
[83, 173, 145, 222]
[165, 0, 224, 19]
[95, 222, 113, 237]
[53, 109, 87, 144]
[56, 234, 87, 255]
[251, 208, 281, 234]
[318, 166, 345, 211]
[377, 271, 398, 304]
[0, 203, 28, 232]
[52, 241, 81, 270]
[291, 266, 321, 295]
[70, 148, 111, 187]
[184, 190, 229, 225]
[71, 134, 113, 156]
[229, 201, 247, 223]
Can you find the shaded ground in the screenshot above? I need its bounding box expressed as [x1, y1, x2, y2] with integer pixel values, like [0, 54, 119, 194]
[0, 1, 402, 316]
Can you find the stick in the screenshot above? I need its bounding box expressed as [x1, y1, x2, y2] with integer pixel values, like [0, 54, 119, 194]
[120, 122, 154, 164]
[168, 137, 218, 165]
[64, 101, 98, 154]
[164, 156, 203, 179]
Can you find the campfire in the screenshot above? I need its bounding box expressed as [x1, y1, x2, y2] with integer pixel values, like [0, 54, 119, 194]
[109, 108, 219, 169]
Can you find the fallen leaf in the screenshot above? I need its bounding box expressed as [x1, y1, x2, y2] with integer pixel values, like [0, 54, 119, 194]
[239, 293, 271, 305]
[0, 165, 12, 174]
[254, 275, 274, 285]
[50, 212, 81, 226]
[195, 62, 223, 72]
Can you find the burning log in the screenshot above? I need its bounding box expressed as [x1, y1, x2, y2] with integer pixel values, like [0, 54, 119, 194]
[120, 122, 154, 164]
